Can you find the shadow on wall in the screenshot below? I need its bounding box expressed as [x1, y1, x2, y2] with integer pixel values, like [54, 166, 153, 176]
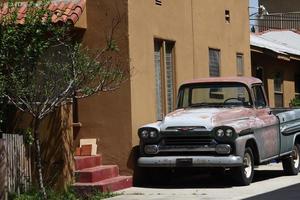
[9, 103, 74, 191]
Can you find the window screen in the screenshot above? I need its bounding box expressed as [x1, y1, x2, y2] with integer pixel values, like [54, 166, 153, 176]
[236, 53, 244, 76]
[209, 48, 220, 77]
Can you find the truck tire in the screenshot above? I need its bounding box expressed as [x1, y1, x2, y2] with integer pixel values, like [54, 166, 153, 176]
[282, 144, 300, 175]
[232, 147, 254, 186]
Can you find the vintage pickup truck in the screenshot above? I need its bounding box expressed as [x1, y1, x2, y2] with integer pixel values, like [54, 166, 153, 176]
[137, 77, 300, 185]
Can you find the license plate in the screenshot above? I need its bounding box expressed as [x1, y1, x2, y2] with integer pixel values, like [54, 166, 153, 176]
[176, 158, 193, 167]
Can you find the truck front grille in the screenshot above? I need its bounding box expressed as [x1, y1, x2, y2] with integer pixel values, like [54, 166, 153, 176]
[161, 136, 214, 146]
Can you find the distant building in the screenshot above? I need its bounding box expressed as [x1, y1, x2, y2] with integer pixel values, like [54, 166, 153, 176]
[251, 30, 300, 107]
[260, 0, 300, 13]
[257, 0, 300, 31]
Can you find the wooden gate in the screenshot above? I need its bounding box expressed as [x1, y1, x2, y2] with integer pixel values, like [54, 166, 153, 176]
[0, 139, 6, 200]
[2, 134, 31, 196]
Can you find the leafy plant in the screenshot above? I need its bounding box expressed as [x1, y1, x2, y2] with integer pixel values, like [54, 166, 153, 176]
[0, 0, 126, 198]
[289, 97, 300, 107]
[12, 188, 118, 200]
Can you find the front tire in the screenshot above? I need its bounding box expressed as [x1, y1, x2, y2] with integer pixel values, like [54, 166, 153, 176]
[282, 144, 300, 175]
[232, 147, 254, 186]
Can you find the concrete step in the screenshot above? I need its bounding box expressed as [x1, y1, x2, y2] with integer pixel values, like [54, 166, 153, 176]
[76, 165, 119, 183]
[74, 176, 132, 192]
[75, 155, 102, 170]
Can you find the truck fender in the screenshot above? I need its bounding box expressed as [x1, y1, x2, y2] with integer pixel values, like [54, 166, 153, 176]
[235, 134, 260, 165]
[293, 132, 300, 145]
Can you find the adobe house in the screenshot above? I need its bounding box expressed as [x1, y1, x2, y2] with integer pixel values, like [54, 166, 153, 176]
[74, 0, 252, 175]
[250, 30, 300, 107]
[1, 0, 252, 181]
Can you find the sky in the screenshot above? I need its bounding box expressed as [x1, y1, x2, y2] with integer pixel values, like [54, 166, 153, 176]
[249, 0, 259, 15]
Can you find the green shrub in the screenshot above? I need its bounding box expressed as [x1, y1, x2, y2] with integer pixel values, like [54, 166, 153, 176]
[290, 98, 300, 107]
[12, 188, 117, 200]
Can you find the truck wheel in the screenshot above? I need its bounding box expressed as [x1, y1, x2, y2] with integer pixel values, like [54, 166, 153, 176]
[282, 144, 300, 175]
[232, 147, 254, 186]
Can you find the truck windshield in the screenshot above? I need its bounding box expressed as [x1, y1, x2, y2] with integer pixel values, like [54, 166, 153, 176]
[177, 83, 252, 108]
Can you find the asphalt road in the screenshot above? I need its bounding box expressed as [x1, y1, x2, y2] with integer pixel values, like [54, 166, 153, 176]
[108, 163, 300, 200]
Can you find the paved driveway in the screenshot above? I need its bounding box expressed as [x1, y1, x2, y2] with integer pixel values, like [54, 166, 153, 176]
[108, 163, 300, 200]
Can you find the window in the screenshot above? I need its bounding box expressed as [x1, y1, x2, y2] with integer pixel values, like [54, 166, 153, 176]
[177, 83, 251, 108]
[295, 75, 300, 99]
[252, 85, 267, 108]
[154, 39, 175, 120]
[155, 0, 162, 6]
[225, 10, 230, 23]
[236, 53, 244, 76]
[209, 48, 221, 77]
[274, 73, 283, 107]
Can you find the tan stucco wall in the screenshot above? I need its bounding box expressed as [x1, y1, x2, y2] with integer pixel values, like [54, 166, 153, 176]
[128, 0, 251, 146]
[75, 0, 133, 175]
[251, 51, 300, 107]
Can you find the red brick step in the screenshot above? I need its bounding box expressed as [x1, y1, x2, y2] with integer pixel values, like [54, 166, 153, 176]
[74, 176, 132, 192]
[75, 155, 102, 170]
[75, 165, 119, 183]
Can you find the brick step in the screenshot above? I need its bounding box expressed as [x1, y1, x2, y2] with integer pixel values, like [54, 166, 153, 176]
[74, 176, 132, 192]
[75, 155, 102, 170]
[76, 165, 119, 183]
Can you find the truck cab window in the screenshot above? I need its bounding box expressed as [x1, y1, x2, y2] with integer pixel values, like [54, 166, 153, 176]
[253, 85, 267, 108]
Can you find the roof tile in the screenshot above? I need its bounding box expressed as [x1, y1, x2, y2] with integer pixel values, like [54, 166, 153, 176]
[0, 0, 85, 24]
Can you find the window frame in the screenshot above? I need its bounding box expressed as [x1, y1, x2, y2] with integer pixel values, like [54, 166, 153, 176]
[295, 75, 300, 99]
[236, 53, 244, 76]
[208, 48, 221, 77]
[154, 38, 176, 120]
[274, 72, 284, 107]
[252, 84, 268, 109]
[225, 10, 230, 23]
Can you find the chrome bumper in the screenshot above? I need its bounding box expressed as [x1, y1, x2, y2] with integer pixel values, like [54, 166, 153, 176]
[138, 155, 243, 167]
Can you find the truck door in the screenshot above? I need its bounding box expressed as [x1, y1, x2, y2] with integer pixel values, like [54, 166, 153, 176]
[252, 85, 280, 160]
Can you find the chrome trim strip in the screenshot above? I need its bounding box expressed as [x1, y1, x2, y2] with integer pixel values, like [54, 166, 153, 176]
[144, 144, 231, 154]
[138, 155, 243, 167]
[159, 146, 216, 152]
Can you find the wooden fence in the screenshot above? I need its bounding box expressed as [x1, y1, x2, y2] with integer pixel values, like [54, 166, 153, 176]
[0, 139, 6, 200]
[2, 134, 31, 196]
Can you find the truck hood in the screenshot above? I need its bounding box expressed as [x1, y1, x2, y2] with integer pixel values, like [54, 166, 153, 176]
[160, 107, 254, 131]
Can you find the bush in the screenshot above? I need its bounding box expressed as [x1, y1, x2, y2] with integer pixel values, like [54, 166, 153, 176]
[12, 188, 117, 200]
[289, 98, 300, 107]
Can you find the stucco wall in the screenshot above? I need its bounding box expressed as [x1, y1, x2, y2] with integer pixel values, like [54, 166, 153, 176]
[128, 0, 251, 147]
[75, 0, 133, 175]
[251, 51, 300, 107]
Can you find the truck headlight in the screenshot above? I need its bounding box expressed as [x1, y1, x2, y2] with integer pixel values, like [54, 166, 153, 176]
[214, 126, 236, 141]
[216, 129, 225, 137]
[225, 129, 233, 137]
[149, 131, 158, 138]
[140, 130, 149, 139]
[138, 128, 159, 140]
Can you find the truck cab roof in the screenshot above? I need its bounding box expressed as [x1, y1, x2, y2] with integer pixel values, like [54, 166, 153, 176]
[182, 77, 262, 88]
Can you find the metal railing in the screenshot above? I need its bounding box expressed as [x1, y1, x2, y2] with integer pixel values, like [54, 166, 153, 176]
[250, 12, 300, 32]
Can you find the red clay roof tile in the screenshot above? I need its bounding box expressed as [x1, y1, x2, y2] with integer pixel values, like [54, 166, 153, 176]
[0, 0, 85, 24]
